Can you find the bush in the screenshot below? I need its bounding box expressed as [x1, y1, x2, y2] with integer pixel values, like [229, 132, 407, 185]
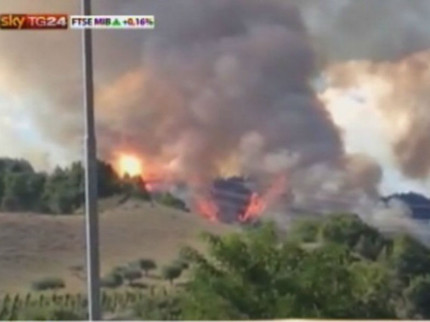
[122, 176, 150, 201]
[130, 282, 148, 289]
[1, 195, 19, 211]
[137, 258, 157, 276]
[50, 308, 86, 320]
[321, 213, 382, 250]
[123, 268, 143, 284]
[112, 266, 128, 275]
[404, 275, 430, 318]
[100, 273, 123, 289]
[31, 277, 65, 291]
[18, 306, 85, 320]
[134, 295, 181, 320]
[173, 258, 189, 270]
[161, 265, 182, 284]
[391, 235, 430, 282]
[289, 218, 320, 243]
[157, 193, 187, 211]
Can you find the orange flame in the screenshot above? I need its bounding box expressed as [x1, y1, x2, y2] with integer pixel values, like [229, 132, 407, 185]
[116, 153, 143, 178]
[239, 175, 286, 222]
[239, 192, 266, 222]
[195, 197, 219, 222]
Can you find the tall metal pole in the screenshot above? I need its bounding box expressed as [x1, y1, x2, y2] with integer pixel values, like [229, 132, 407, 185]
[81, 0, 101, 320]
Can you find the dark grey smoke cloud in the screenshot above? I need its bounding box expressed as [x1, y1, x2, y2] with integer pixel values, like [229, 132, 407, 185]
[4, 0, 429, 207]
[299, 0, 430, 62]
[1, 0, 429, 244]
[1, 0, 429, 176]
[91, 0, 345, 182]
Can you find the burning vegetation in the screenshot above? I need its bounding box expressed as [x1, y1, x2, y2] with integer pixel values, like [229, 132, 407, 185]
[112, 151, 288, 224]
[0, 0, 425, 237]
[192, 176, 288, 224]
[116, 153, 143, 178]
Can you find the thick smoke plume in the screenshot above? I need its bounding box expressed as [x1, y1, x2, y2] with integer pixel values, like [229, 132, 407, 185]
[93, 0, 385, 213]
[1, 1, 430, 240]
[362, 199, 430, 247]
[300, 0, 430, 62]
[97, 1, 344, 182]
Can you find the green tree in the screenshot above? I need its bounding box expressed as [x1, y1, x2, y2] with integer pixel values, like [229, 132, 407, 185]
[122, 268, 143, 285]
[173, 258, 189, 270]
[353, 235, 387, 260]
[137, 259, 157, 276]
[97, 160, 121, 197]
[391, 235, 430, 282]
[404, 275, 430, 318]
[25, 172, 47, 211]
[1, 172, 46, 211]
[100, 272, 123, 289]
[1, 172, 29, 211]
[0, 157, 34, 207]
[178, 222, 397, 320]
[162, 265, 182, 285]
[0, 158, 33, 174]
[31, 277, 65, 291]
[122, 175, 150, 200]
[42, 167, 76, 214]
[349, 261, 397, 317]
[321, 213, 383, 249]
[288, 218, 320, 243]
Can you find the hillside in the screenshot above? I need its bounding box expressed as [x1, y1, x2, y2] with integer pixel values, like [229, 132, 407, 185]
[0, 197, 233, 295]
[383, 192, 430, 220]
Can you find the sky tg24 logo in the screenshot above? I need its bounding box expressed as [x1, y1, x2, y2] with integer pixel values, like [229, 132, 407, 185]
[0, 14, 68, 30]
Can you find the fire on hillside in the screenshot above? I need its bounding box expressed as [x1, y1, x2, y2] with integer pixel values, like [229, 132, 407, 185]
[194, 176, 287, 224]
[112, 152, 287, 224]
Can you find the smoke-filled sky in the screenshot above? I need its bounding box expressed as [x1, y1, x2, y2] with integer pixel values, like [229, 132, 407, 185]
[1, 0, 430, 201]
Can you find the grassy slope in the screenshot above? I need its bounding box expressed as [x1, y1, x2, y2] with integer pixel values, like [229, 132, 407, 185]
[0, 197, 233, 295]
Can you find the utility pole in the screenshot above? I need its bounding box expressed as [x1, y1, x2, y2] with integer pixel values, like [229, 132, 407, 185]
[81, 0, 101, 319]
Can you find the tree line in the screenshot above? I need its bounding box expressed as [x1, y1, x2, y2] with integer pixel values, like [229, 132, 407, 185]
[0, 157, 160, 214]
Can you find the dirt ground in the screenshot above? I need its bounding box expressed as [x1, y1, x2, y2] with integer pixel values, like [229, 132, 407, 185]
[0, 198, 232, 295]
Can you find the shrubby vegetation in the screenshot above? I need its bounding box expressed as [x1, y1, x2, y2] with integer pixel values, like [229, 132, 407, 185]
[134, 294, 181, 320]
[133, 215, 430, 320]
[0, 291, 145, 320]
[136, 258, 157, 276]
[1, 214, 429, 320]
[155, 192, 188, 211]
[100, 272, 124, 289]
[122, 268, 143, 285]
[31, 277, 65, 291]
[1, 157, 430, 319]
[0, 158, 123, 214]
[161, 264, 183, 285]
[121, 174, 151, 201]
[0, 157, 186, 214]
[18, 306, 85, 321]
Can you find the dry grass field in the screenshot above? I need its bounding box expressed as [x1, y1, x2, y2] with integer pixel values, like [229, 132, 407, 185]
[0, 198, 234, 295]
